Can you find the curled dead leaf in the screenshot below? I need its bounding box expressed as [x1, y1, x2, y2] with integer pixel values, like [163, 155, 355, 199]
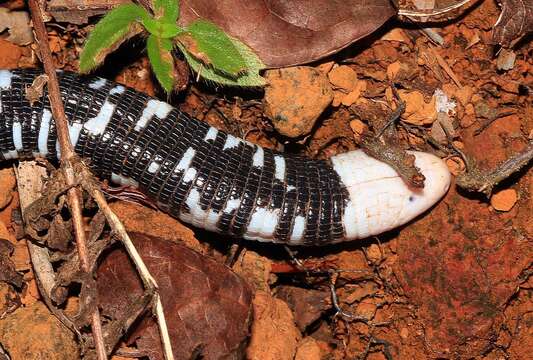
[179, 0, 397, 67]
[492, 0, 533, 47]
[97, 233, 253, 360]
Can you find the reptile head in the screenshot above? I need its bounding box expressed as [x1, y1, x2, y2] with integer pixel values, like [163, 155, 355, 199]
[330, 150, 451, 240]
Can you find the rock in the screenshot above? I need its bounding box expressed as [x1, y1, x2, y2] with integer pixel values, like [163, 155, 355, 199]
[0, 301, 79, 359]
[264, 67, 333, 138]
[398, 90, 437, 125]
[0, 38, 23, 68]
[327, 65, 358, 91]
[247, 291, 301, 360]
[295, 337, 321, 360]
[109, 201, 202, 252]
[0, 168, 16, 210]
[276, 286, 328, 331]
[490, 189, 518, 212]
[340, 80, 367, 106]
[232, 249, 273, 293]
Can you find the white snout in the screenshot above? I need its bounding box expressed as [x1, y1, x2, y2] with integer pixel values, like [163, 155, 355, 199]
[330, 150, 451, 240]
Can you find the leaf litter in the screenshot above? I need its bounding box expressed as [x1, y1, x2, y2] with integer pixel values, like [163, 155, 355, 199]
[0, 0, 531, 359]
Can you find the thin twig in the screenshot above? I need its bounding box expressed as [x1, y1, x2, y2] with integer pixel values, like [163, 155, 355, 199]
[27, 1, 107, 358]
[456, 142, 533, 196]
[428, 46, 463, 88]
[80, 162, 175, 360]
[375, 87, 405, 138]
[26, 4, 175, 358]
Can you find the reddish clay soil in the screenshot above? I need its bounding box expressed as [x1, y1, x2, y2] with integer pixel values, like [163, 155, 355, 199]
[0, 0, 531, 359]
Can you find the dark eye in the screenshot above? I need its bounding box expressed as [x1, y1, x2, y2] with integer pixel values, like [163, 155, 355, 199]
[409, 196, 415, 202]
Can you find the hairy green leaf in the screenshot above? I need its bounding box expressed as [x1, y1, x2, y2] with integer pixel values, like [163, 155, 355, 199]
[177, 36, 265, 87]
[141, 16, 181, 38]
[141, 16, 159, 35]
[147, 34, 175, 92]
[153, 0, 179, 23]
[183, 20, 247, 76]
[158, 22, 183, 38]
[80, 4, 148, 72]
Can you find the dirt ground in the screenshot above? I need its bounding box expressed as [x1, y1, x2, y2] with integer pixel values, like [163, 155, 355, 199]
[0, 0, 531, 359]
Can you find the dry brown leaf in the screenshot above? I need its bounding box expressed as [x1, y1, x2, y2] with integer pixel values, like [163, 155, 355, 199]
[0, 240, 23, 289]
[0, 8, 33, 45]
[492, 0, 533, 47]
[179, 0, 396, 67]
[275, 286, 329, 331]
[97, 233, 253, 360]
[47, 0, 125, 24]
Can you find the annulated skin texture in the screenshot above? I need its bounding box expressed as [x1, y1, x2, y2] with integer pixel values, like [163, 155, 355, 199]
[0, 69, 451, 245]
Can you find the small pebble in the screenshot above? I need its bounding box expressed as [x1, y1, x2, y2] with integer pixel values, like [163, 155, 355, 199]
[398, 90, 437, 125]
[264, 67, 333, 138]
[295, 337, 321, 360]
[340, 80, 367, 106]
[327, 65, 358, 91]
[349, 119, 367, 136]
[490, 189, 518, 212]
[0, 168, 16, 210]
[446, 157, 465, 176]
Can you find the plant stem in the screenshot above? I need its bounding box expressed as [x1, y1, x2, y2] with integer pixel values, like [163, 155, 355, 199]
[27, 0, 107, 358]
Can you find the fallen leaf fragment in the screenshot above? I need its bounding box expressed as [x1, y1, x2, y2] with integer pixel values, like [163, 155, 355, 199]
[110, 201, 202, 252]
[431, 113, 456, 143]
[492, 0, 533, 47]
[380, 27, 410, 43]
[97, 233, 253, 360]
[0, 8, 33, 45]
[490, 188, 518, 211]
[0, 240, 23, 289]
[276, 286, 329, 331]
[179, 0, 396, 67]
[47, 0, 123, 24]
[496, 48, 516, 71]
[264, 67, 333, 138]
[0, 282, 20, 318]
[386, 61, 402, 80]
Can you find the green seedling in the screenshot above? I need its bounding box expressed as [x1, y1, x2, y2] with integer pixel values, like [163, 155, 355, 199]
[80, 0, 265, 92]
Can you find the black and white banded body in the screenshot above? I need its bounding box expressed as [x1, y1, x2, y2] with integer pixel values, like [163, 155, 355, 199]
[0, 69, 451, 245]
